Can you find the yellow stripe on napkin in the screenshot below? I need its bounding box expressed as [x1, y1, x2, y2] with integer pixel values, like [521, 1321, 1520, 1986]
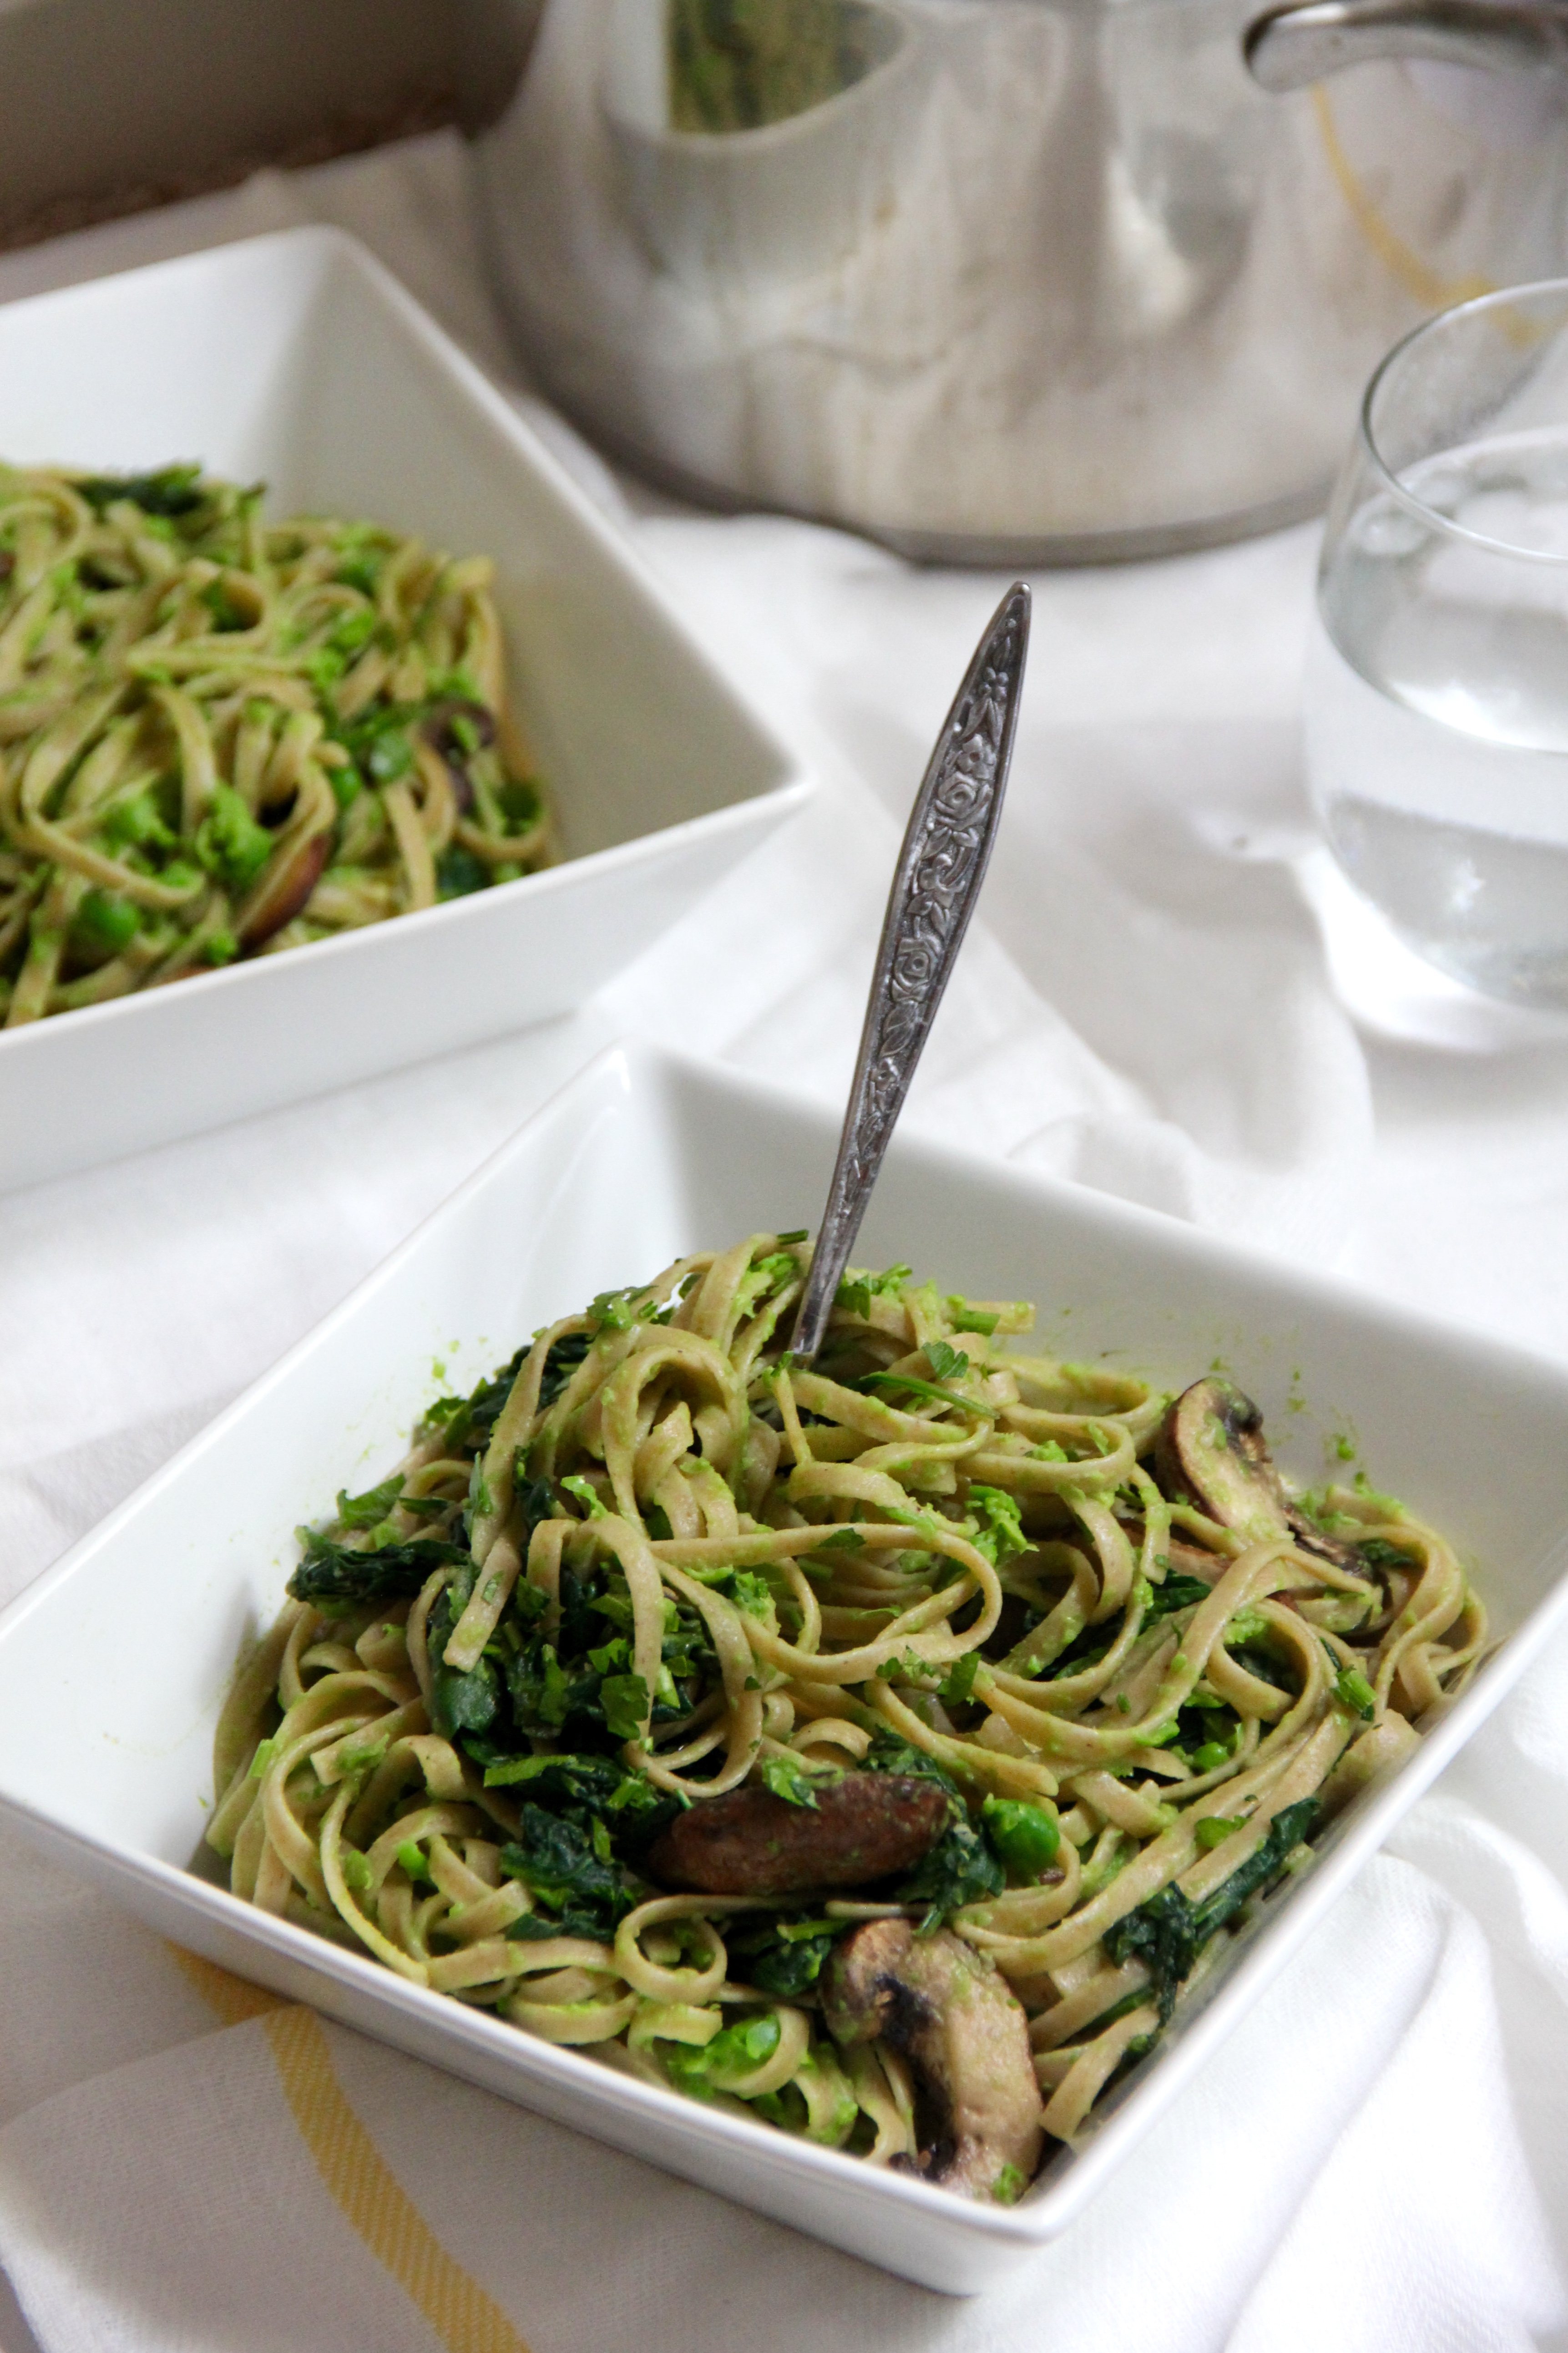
[264, 2008, 531, 2353]
[167, 1943, 288, 2024]
[169, 1946, 530, 2353]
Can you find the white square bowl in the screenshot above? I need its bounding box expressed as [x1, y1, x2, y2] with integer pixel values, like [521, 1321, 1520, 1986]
[0, 230, 809, 1194]
[2, 1040, 1566, 2295]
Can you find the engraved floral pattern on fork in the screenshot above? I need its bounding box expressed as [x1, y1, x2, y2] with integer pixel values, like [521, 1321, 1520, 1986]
[848, 614, 1024, 1185]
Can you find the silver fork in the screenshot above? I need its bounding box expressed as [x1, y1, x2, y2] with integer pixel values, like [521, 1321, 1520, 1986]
[789, 581, 1032, 1360]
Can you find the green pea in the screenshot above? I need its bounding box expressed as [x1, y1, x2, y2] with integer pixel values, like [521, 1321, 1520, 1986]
[72, 887, 140, 958]
[982, 1795, 1061, 1882]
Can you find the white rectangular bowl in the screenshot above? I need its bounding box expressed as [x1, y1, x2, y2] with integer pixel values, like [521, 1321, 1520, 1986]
[0, 231, 809, 1194]
[2, 1040, 1566, 2294]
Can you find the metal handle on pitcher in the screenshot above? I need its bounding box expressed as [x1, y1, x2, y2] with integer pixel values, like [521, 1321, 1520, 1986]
[1245, 0, 1568, 91]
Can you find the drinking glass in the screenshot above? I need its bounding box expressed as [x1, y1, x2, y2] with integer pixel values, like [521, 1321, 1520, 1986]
[1305, 280, 1568, 1008]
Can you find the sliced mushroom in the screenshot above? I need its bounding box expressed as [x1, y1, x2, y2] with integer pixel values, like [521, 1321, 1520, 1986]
[1154, 1377, 1354, 1566]
[1123, 1528, 1230, 1586]
[649, 1773, 948, 1896]
[824, 1920, 1042, 2200]
[235, 828, 330, 951]
[421, 699, 496, 815]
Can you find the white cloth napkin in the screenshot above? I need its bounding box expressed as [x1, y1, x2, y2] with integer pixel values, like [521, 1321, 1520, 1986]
[3, 126, 1568, 2353]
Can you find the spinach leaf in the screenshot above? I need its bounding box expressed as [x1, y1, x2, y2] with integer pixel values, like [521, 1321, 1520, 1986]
[865, 1732, 1005, 1925]
[896, 1810, 1004, 1933]
[659, 1599, 718, 1695]
[427, 1564, 501, 1739]
[287, 1531, 468, 1604]
[435, 844, 491, 900]
[1040, 1626, 1113, 1681]
[1190, 1797, 1320, 1936]
[76, 465, 207, 517]
[938, 1651, 981, 1708]
[604, 1771, 687, 1841]
[505, 1630, 622, 1744]
[538, 1331, 591, 1410]
[503, 1557, 711, 1745]
[853, 1369, 973, 1412]
[432, 1655, 501, 1737]
[835, 1264, 912, 1320]
[515, 1476, 557, 1539]
[334, 1473, 406, 1532]
[499, 777, 541, 831]
[1355, 1537, 1416, 1575]
[555, 1564, 601, 1661]
[462, 1346, 529, 1445]
[1146, 1573, 1217, 1619]
[481, 1751, 683, 1845]
[599, 1671, 651, 1742]
[1099, 1885, 1201, 2022]
[500, 1805, 634, 1942]
[426, 1346, 530, 1452]
[482, 1750, 623, 1802]
[759, 1753, 825, 1809]
[864, 1731, 963, 1805]
[1228, 1644, 1295, 1694]
[1103, 1797, 1321, 2020]
[506, 1637, 585, 1736]
[728, 1914, 845, 1997]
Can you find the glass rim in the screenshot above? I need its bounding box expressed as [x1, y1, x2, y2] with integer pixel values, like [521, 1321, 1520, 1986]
[1358, 275, 1568, 568]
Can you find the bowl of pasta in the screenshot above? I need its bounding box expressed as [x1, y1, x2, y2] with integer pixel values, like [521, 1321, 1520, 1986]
[0, 229, 809, 1193]
[0, 1039, 1565, 2293]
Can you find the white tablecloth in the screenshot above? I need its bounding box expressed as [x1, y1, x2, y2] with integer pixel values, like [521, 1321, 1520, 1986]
[3, 127, 1568, 2353]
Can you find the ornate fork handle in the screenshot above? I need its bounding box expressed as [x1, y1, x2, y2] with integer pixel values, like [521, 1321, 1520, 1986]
[790, 582, 1032, 1361]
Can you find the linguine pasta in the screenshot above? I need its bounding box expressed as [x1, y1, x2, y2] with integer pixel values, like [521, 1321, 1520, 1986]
[0, 463, 551, 1026]
[210, 1236, 1484, 2194]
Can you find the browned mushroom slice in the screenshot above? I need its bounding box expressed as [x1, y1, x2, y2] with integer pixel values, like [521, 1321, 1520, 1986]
[648, 1773, 948, 1896]
[823, 1920, 1042, 2200]
[236, 829, 330, 951]
[1154, 1377, 1353, 1566]
[421, 699, 496, 815]
[1123, 1528, 1230, 1586]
